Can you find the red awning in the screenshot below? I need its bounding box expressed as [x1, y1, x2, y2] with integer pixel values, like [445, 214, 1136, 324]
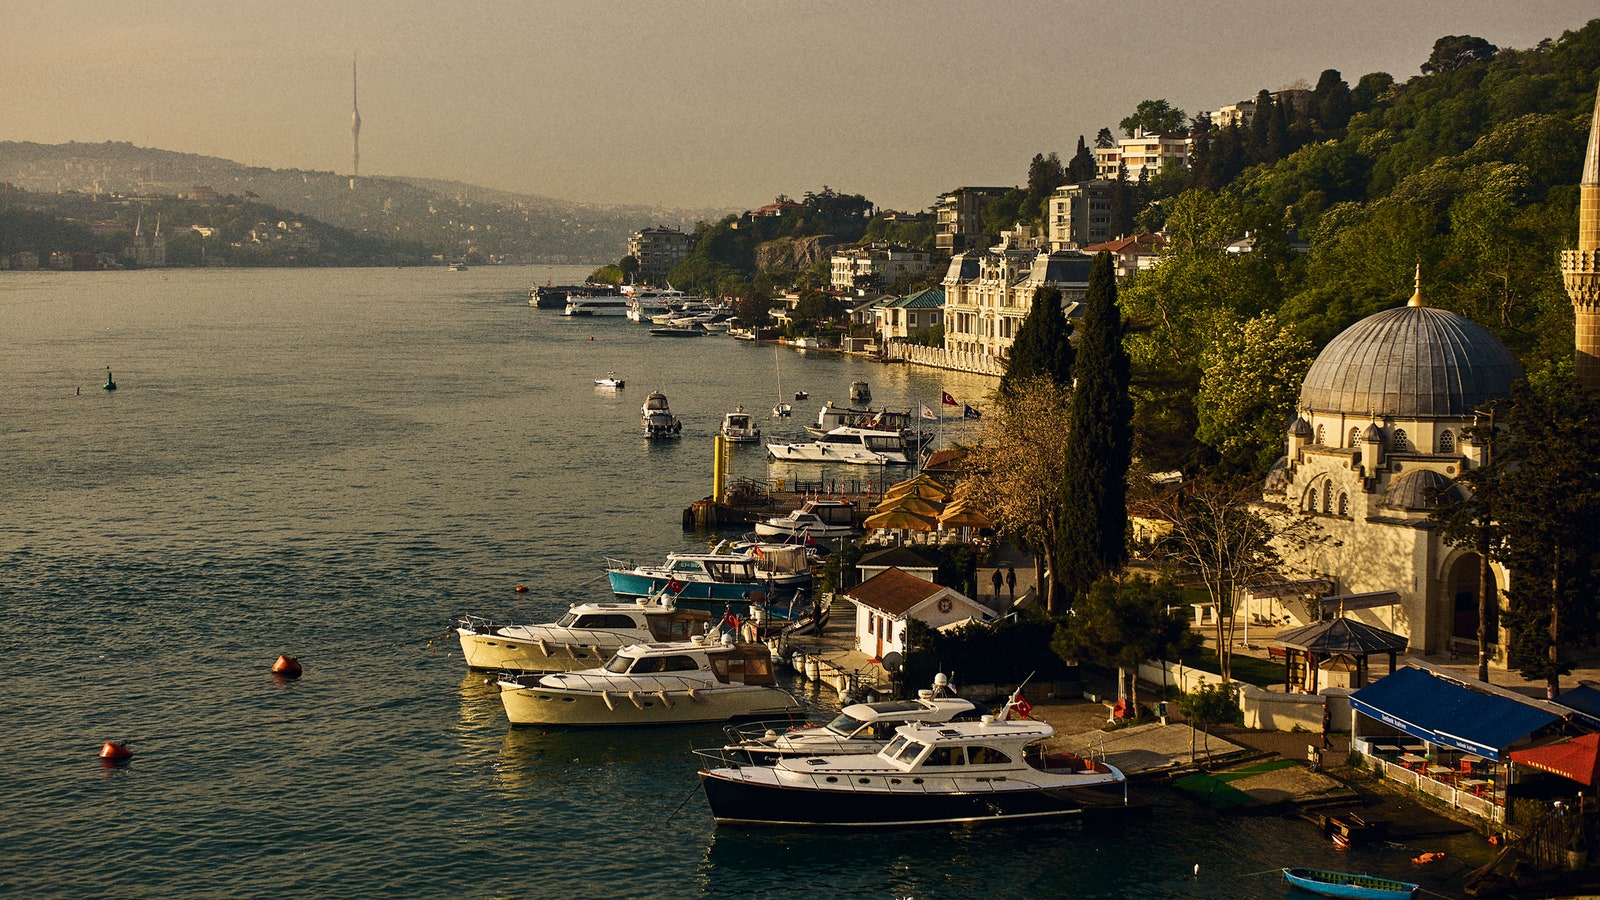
[1509, 733, 1600, 786]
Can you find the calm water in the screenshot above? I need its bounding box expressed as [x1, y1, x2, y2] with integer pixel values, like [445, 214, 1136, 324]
[1, 267, 1480, 899]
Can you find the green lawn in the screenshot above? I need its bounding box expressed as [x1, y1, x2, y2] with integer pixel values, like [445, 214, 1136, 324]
[1180, 647, 1284, 687]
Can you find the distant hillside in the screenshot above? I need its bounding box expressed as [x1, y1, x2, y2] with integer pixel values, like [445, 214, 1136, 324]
[0, 141, 727, 263]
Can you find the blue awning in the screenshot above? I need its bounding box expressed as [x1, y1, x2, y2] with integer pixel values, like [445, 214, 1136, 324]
[1350, 666, 1561, 761]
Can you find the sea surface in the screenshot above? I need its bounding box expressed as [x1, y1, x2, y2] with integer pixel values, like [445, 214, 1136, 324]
[1, 266, 1483, 899]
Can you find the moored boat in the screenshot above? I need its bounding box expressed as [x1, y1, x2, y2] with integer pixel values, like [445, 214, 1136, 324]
[642, 391, 682, 438]
[456, 594, 711, 672]
[720, 407, 761, 443]
[752, 498, 857, 538]
[698, 715, 1129, 827]
[1280, 867, 1417, 900]
[850, 379, 871, 403]
[605, 544, 813, 614]
[650, 323, 708, 337]
[595, 372, 625, 389]
[497, 637, 803, 726]
[564, 296, 631, 316]
[720, 675, 986, 764]
[766, 426, 914, 466]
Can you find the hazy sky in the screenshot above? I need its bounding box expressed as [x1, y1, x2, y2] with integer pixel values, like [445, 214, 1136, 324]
[3, 1, 1595, 212]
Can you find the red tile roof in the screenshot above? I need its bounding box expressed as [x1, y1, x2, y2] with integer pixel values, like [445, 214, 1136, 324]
[844, 567, 946, 616]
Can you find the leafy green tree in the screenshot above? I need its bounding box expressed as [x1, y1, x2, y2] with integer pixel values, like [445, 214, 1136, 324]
[999, 284, 1074, 395]
[1026, 152, 1067, 217]
[1052, 575, 1199, 714]
[1430, 415, 1503, 683]
[1311, 69, 1353, 134]
[1067, 136, 1097, 182]
[1350, 71, 1395, 114]
[1057, 252, 1133, 602]
[1195, 313, 1316, 474]
[1421, 35, 1499, 75]
[1179, 682, 1243, 761]
[1119, 99, 1188, 137]
[1453, 381, 1600, 698]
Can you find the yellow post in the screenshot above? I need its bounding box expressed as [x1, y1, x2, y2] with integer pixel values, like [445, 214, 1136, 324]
[712, 435, 727, 503]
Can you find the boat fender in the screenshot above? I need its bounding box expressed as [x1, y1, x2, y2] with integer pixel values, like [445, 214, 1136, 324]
[685, 688, 702, 702]
[1413, 852, 1444, 865]
[601, 690, 615, 711]
[565, 643, 580, 659]
[536, 638, 549, 658]
[657, 690, 673, 708]
[627, 691, 645, 710]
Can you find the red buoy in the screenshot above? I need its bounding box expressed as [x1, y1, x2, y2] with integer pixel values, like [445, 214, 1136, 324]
[514, 584, 528, 593]
[99, 740, 132, 764]
[271, 654, 303, 678]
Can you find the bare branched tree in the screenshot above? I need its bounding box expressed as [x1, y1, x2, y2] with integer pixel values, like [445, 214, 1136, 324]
[962, 376, 1072, 611]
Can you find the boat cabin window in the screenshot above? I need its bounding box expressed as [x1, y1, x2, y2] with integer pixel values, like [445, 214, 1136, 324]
[651, 618, 698, 640]
[922, 746, 966, 766]
[966, 746, 1011, 765]
[571, 614, 640, 630]
[604, 655, 634, 674]
[863, 435, 902, 451]
[670, 561, 707, 574]
[660, 655, 701, 672]
[889, 739, 927, 762]
[557, 612, 581, 627]
[705, 561, 754, 580]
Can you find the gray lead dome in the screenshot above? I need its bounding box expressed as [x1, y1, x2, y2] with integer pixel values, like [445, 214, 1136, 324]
[1298, 305, 1522, 418]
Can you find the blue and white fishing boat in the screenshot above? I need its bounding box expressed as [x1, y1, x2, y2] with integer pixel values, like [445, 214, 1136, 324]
[605, 543, 813, 617]
[1281, 868, 1417, 900]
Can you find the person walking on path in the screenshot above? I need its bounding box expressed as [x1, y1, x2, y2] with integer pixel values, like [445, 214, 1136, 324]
[1321, 703, 1333, 750]
[991, 569, 1003, 603]
[1005, 565, 1016, 602]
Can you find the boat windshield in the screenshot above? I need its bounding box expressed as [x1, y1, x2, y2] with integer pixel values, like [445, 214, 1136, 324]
[603, 655, 633, 674]
[824, 713, 866, 737]
[557, 612, 581, 627]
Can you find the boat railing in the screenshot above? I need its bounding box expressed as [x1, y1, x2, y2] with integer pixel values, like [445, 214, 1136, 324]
[529, 671, 724, 693]
[692, 754, 1058, 794]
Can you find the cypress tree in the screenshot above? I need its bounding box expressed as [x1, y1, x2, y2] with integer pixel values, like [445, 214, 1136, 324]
[1057, 251, 1133, 602]
[999, 283, 1074, 395]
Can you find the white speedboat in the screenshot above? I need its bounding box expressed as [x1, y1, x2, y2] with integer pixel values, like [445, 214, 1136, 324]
[766, 426, 914, 466]
[595, 373, 625, 389]
[497, 637, 803, 726]
[752, 499, 857, 538]
[456, 596, 711, 672]
[720, 675, 987, 764]
[720, 407, 761, 443]
[624, 286, 685, 322]
[699, 716, 1129, 827]
[642, 391, 681, 438]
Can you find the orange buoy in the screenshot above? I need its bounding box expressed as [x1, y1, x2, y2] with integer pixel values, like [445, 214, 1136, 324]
[271, 654, 302, 678]
[514, 584, 528, 593]
[100, 740, 132, 763]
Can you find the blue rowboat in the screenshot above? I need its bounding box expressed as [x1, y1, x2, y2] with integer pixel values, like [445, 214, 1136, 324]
[1282, 867, 1417, 900]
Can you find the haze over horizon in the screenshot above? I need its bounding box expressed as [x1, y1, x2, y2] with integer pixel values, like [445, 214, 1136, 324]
[3, 1, 1595, 214]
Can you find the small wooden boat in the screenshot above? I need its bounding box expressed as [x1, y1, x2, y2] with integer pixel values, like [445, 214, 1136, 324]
[1282, 867, 1417, 900]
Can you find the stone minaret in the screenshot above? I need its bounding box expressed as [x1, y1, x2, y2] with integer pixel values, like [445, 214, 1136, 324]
[350, 54, 361, 190]
[1563, 84, 1600, 390]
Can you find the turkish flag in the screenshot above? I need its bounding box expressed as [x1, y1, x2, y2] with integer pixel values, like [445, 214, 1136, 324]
[667, 578, 684, 593]
[1013, 694, 1033, 719]
[941, 391, 958, 406]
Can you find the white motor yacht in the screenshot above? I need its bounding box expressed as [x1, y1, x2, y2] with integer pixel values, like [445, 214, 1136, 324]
[720, 675, 986, 764]
[699, 716, 1130, 827]
[720, 407, 762, 443]
[765, 426, 914, 465]
[642, 391, 681, 438]
[456, 595, 711, 672]
[497, 637, 803, 726]
[752, 499, 857, 538]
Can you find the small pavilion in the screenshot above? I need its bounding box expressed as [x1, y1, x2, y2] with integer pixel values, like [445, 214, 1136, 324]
[1273, 616, 1407, 694]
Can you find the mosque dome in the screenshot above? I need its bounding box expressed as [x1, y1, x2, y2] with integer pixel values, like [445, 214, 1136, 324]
[1379, 469, 1466, 511]
[1299, 304, 1522, 419]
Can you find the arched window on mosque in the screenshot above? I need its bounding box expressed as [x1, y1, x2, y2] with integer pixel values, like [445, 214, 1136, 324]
[1438, 430, 1455, 453]
[1323, 483, 1333, 514]
[1393, 428, 1409, 451]
[1316, 424, 1326, 445]
[1349, 427, 1361, 448]
[1338, 493, 1349, 516]
[1308, 487, 1318, 512]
